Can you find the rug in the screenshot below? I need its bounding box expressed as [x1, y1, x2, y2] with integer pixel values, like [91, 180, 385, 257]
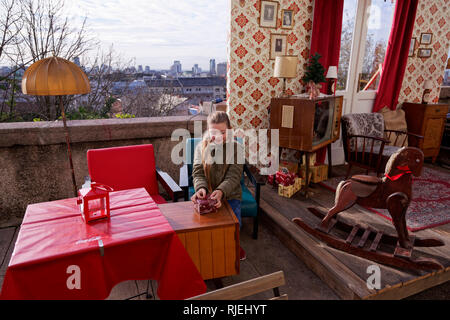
[320, 167, 450, 232]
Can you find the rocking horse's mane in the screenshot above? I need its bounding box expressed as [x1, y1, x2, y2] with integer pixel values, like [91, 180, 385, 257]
[384, 147, 406, 177]
[335, 180, 346, 204]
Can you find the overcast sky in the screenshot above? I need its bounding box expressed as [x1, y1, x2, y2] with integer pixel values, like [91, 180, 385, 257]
[69, 0, 229, 70]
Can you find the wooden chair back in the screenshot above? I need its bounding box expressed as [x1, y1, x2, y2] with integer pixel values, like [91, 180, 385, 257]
[187, 271, 287, 300]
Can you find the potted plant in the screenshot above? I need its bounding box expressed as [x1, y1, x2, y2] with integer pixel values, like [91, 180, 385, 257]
[302, 53, 326, 99]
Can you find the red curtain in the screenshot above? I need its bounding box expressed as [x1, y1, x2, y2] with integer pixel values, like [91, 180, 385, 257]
[372, 0, 419, 112]
[310, 0, 344, 164]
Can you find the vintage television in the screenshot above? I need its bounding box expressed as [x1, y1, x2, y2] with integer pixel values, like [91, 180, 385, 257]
[269, 96, 343, 152]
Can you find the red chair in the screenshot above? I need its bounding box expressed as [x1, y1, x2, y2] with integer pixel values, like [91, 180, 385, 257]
[87, 144, 183, 204]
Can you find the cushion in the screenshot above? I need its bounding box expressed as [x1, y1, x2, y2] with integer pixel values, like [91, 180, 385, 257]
[342, 113, 385, 150]
[87, 144, 159, 196]
[186, 138, 202, 187]
[379, 107, 408, 147]
[241, 184, 258, 217]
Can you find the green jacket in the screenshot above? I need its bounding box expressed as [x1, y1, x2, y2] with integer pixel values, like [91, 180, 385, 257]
[192, 139, 244, 201]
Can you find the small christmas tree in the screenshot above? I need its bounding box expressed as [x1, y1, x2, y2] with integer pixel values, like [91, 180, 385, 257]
[302, 53, 326, 84]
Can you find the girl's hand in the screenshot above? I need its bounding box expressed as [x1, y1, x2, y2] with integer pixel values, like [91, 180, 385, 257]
[191, 188, 207, 203]
[210, 189, 224, 208]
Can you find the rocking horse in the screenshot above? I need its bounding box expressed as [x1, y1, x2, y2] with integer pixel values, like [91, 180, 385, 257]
[293, 147, 445, 271]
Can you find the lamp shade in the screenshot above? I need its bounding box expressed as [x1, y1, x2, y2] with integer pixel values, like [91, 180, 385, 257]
[423, 79, 433, 90]
[22, 56, 91, 96]
[274, 56, 298, 78]
[326, 66, 338, 79]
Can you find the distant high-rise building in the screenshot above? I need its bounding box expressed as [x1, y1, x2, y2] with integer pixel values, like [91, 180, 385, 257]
[170, 60, 182, 75]
[145, 66, 150, 73]
[138, 65, 143, 73]
[216, 62, 227, 77]
[192, 64, 200, 75]
[73, 57, 81, 67]
[125, 66, 136, 74]
[209, 59, 216, 75]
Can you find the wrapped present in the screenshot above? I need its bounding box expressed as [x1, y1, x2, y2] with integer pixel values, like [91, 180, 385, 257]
[194, 197, 218, 215]
[279, 160, 298, 174]
[300, 164, 328, 183]
[275, 171, 297, 186]
[278, 184, 296, 198]
[278, 177, 302, 198]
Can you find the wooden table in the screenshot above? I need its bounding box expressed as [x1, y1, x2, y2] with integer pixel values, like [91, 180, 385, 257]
[158, 201, 240, 280]
[0, 188, 207, 300]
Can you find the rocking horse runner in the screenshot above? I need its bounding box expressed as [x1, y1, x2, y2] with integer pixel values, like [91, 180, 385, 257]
[293, 147, 445, 272]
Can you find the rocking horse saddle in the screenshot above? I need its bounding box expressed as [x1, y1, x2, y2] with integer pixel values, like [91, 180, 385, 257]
[350, 175, 382, 198]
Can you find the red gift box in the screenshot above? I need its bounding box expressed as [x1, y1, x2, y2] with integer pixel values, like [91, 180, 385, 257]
[275, 171, 297, 186]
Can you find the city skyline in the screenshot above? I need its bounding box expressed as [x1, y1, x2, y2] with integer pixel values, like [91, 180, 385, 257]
[65, 0, 229, 70]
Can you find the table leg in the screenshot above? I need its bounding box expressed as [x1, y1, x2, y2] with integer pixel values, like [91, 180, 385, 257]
[213, 278, 224, 289]
[304, 153, 310, 199]
[327, 143, 333, 177]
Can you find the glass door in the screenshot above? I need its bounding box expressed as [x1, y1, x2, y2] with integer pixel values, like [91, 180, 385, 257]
[338, 0, 395, 113]
[332, 0, 395, 164]
[351, 0, 395, 113]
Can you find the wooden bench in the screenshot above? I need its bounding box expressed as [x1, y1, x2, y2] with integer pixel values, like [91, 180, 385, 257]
[187, 271, 287, 300]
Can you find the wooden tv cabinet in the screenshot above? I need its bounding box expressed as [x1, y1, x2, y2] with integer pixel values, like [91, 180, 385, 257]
[269, 95, 343, 195]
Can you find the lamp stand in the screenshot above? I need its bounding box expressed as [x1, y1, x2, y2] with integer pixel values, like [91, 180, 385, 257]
[280, 78, 288, 98]
[59, 96, 78, 197]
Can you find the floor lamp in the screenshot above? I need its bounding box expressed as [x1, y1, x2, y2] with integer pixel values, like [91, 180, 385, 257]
[22, 56, 91, 197]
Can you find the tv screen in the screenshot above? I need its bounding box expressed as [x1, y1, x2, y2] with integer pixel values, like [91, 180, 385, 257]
[313, 100, 335, 146]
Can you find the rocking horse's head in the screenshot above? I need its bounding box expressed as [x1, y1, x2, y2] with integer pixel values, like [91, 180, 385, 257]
[385, 147, 424, 178]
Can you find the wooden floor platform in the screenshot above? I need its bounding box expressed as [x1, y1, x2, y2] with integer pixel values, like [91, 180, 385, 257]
[258, 165, 450, 300]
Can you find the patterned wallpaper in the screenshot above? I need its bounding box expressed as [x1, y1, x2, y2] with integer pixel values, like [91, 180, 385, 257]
[226, 0, 449, 163]
[227, 0, 314, 132]
[397, 0, 450, 105]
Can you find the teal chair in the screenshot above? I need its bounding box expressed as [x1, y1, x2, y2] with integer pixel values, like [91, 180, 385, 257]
[179, 138, 265, 239]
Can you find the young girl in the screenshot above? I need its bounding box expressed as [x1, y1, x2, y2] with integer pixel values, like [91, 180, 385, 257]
[191, 111, 246, 259]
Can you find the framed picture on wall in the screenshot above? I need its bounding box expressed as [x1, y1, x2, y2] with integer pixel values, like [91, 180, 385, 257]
[408, 37, 416, 57]
[270, 33, 287, 60]
[281, 9, 294, 29]
[420, 33, 432, 45]
[259, 0, 278, 28]
[417, 48, 432, 58]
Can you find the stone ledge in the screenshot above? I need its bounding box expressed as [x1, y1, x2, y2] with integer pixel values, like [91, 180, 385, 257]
[0, 115, 207, 147]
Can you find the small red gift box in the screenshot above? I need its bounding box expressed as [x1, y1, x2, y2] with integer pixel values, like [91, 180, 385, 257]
[275, 171, 297, 186]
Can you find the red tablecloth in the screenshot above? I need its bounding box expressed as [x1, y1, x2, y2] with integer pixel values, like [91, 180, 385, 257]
[0, 188, 206, 300]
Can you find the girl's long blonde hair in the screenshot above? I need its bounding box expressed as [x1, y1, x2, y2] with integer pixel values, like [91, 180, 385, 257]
[201, 111, 231, 192]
